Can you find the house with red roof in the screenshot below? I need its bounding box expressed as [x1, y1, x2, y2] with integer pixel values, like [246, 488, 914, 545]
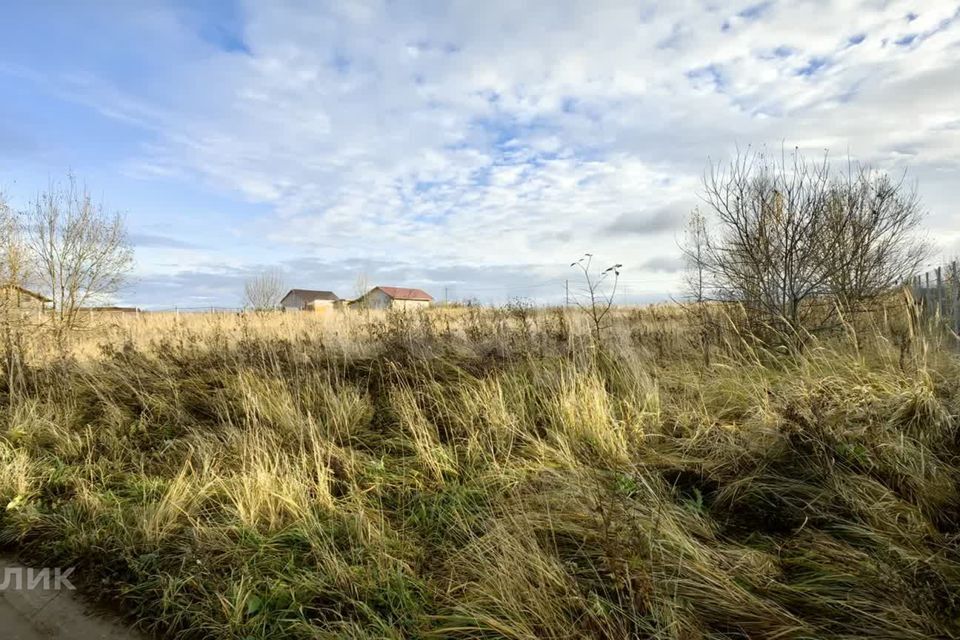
[354, 286, 433, 310]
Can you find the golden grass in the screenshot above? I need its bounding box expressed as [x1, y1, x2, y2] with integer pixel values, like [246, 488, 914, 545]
[0, 299, 958, 638]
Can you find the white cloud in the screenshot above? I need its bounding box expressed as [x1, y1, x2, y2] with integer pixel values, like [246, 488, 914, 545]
[9, 0, 960, 304]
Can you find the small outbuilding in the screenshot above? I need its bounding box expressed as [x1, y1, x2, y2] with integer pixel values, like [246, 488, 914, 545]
[355, 286, 433, 310]
[0, 285, 52, 311]
[280, 289, 340, 312]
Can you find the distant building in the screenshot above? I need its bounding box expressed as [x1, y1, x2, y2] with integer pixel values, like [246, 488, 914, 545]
[280, 289, 340, 312]
[0, 285, 52, 311]
[80, 306, 141, 314]
[355, 286, 433, 310]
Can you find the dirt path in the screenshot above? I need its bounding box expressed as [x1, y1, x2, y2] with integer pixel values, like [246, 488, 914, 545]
[0, 558, 145, 640]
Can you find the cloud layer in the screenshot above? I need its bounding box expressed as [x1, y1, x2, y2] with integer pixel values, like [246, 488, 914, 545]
[2, 1, 959, 307]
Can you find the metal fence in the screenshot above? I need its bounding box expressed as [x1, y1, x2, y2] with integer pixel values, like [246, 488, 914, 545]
[909, 261, 960, 336]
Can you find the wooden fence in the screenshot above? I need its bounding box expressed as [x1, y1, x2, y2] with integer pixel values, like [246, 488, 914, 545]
[909, 261, 960, 336]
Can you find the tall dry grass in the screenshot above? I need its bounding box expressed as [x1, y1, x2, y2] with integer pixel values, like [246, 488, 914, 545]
[0, 300, 958, 638]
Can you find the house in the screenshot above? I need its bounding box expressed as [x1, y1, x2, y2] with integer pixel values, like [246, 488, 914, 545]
[80, 306, 141, 314]
[355, 286, 433, 310]
[0, 285, 52, 311]
[280, 289, 340, 312]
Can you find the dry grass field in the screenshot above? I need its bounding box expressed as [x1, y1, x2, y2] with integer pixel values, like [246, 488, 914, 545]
[1, 300, 959, 639]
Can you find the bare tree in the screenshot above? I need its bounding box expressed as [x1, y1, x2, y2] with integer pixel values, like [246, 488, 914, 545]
[682, 208, 709, 304]
[244, 268, 286, 311]
[0, 193, 32, 299]
[352, 271, 370, 311]
[680, 208, 718, 364]
[26, 177, 133, 348]
[1, 193, 35, 395]
[693, 147, 926, 339]
[570, 254, 621, 344]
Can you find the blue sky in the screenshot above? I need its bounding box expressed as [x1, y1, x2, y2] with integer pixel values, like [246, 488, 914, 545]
[1, 1, 959, 308]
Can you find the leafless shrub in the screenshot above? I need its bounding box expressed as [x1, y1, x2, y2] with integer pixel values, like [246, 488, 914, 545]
[820, 165, 927, 310]
[688, 147, 927, 342]
[570, 254, 622, 344]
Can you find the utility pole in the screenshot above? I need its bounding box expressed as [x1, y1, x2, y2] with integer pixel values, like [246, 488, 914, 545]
[565, 280, 569, 306]
[444, 287, 448, 305]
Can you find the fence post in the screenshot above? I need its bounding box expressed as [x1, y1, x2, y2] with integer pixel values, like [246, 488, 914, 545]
[936, 266, 943, 317]
[953, 261, 960, 336]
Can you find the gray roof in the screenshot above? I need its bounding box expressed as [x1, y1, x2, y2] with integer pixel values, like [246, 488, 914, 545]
[282, 289, 340, 302]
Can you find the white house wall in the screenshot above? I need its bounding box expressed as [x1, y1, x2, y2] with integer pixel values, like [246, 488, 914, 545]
[391, 299, 430, 311]
[365, 290, 392, 310]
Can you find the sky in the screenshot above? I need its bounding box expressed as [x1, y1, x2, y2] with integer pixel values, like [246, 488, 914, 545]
[1, 0, 959, 309]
